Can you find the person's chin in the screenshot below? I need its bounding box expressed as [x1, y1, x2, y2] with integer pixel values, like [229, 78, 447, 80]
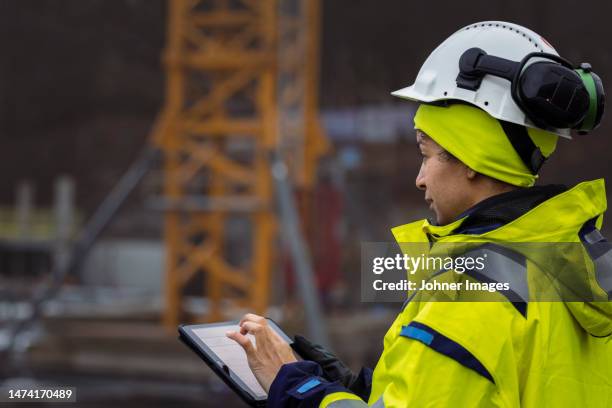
[434, 212, 450, 226]
[433, 211, 443, 225]
[430, 205, 449, 225]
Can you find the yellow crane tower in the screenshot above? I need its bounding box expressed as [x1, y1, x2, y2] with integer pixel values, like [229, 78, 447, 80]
[150, 0, 327, 328]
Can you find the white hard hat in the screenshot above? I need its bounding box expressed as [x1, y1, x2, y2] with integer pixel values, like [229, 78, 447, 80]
[392, 21, 575, 139]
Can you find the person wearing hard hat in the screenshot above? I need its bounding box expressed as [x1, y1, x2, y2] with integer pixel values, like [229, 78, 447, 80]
[227, 21, 612, 406]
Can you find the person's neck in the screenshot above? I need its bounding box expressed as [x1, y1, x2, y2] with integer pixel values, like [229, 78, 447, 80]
[466, 183, 518, 211]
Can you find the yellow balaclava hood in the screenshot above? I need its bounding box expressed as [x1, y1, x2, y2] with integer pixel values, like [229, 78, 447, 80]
[413, 103, 559, 187]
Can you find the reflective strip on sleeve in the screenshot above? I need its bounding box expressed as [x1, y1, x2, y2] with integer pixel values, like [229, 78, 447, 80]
[370, 396, 385, 408]
[400, 321, 495, 383]
[593, 250, 612, 299]
[320, 392, 369, 408]
[585, 241, 612, 299]
[580, 221, 612, 299]
[325, 396, 383, 408]
[583, 228, 605, 245]
[463, 244, 529, 316]
[326, 400, 371, 408]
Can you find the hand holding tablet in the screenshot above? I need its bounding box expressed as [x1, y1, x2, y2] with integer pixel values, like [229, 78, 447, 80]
[225, 314, 298, 393]
[178, 315, 300, 407]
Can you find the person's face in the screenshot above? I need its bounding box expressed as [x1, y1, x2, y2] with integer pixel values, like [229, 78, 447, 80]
[415, 131, 475, 225]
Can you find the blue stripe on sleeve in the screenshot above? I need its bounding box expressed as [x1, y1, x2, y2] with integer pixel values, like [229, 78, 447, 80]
[400, 321, 495, 383]
[297, 378, 322, 394]
[400, 325, 434, 345]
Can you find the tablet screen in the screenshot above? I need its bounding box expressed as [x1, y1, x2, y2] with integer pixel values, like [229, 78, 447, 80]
[191, 324, 267, 398]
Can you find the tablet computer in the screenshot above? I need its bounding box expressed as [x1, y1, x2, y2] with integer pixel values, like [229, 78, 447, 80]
[178, 319, 297, 407]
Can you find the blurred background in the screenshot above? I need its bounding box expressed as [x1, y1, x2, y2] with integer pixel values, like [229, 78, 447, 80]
[1, 0, 611, 406]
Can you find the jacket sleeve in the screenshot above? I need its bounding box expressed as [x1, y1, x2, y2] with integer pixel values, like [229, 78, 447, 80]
[360, 327, 507, 408]
[269, 325, 506, 407]
[267, 360, 362, 408]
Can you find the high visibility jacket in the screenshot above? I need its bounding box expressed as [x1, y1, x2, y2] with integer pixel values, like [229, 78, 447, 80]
[268, 179, 612, 407]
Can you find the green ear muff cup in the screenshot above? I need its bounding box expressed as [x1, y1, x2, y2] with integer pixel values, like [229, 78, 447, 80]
[576, 69, 604, 133]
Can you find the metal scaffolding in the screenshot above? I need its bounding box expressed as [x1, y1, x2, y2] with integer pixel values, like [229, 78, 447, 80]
[152, 0, 327, 327]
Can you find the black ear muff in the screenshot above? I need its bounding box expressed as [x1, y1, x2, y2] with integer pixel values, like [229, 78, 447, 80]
[515, 58, 590, 129]
[456, 49, 605, 132]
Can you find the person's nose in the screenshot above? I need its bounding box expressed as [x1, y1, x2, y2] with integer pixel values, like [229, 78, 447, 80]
[415, 163, 426, 191]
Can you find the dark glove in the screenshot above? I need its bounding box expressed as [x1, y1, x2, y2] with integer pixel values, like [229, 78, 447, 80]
[291, 335, 372, 401]
[291, 334, 357, 387]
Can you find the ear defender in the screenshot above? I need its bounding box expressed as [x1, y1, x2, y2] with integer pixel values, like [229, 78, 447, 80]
[574, 63, 605, 133]
[457, 48, 605, 134]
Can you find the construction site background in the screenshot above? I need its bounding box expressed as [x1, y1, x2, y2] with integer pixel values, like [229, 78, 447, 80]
[1, 1, 612, 407]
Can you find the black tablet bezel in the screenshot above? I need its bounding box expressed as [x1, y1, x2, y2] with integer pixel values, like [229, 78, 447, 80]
[178, 319, 294, 408]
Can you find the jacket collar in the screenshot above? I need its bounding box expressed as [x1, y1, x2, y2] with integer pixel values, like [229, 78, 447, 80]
[451, 184, 567, 235]
[392, 179, 607, 243]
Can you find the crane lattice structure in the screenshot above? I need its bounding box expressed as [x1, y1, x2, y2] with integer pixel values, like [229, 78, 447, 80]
[151, 0, 327, 327]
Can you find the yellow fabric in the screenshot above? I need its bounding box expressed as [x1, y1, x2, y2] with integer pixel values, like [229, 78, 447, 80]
[317, 179, 612, 407]
[320, 391, 364, 407]
[369, 302, 511, 407]
[369, 179, 612, 407]
[413, 103, 559, 187]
